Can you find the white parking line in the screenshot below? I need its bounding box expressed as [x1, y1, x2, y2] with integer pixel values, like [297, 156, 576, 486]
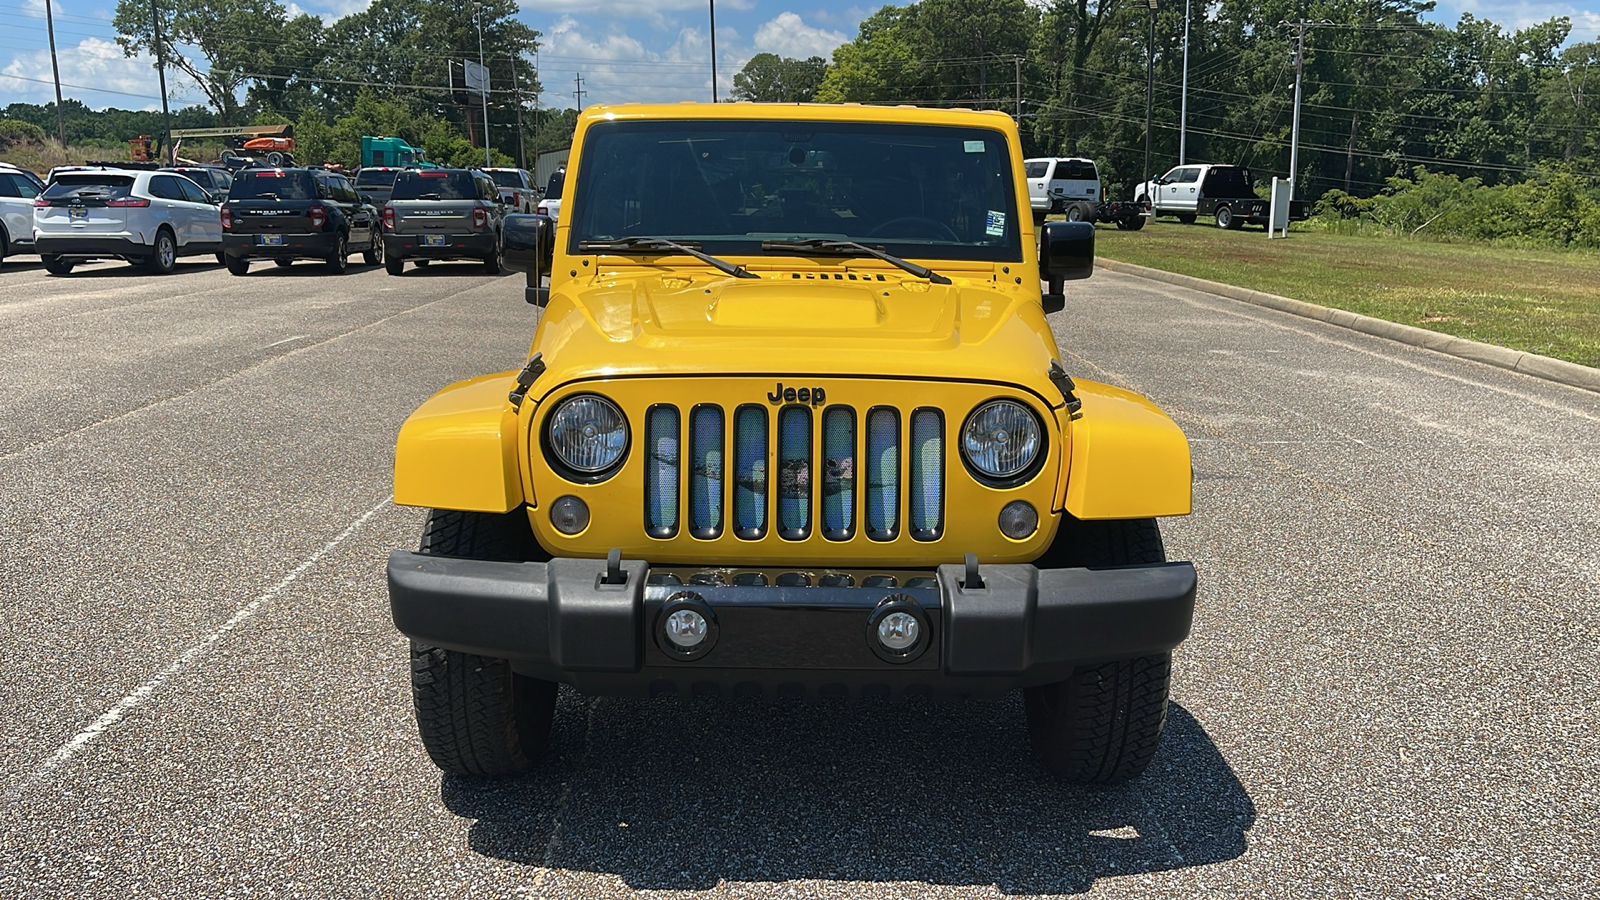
[17, 495, 393, 791]
[263, 334, 311, 349]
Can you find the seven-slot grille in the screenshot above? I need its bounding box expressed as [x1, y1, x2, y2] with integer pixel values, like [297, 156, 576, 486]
[644, 404, 945, 543]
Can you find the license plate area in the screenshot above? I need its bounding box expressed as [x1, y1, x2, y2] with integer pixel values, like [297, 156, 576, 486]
[422, 234, 445, 247]
[258, 234, 284, 246]
[69, 208, 88, 220]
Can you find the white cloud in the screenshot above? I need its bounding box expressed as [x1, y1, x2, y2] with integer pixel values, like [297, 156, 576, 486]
[538, 15, 725, 107]
[751, 12, 847, 60]
[1432, 1, 1599, 41]
[0, 38, 202, 112]
[520, 0, 754, 16]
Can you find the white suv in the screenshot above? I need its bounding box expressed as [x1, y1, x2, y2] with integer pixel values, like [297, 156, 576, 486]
[0, 163, 45, 267]
[34, 167, 223, 275]
[1024, 157, 1100, 224]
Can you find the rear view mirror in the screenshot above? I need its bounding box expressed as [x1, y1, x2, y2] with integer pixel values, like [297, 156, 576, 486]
[1038, 220, 1095, 313]
[504, 214, 555, 306]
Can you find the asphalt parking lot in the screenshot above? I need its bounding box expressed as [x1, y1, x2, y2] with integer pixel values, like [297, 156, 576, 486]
[1, 253, 1596, 898]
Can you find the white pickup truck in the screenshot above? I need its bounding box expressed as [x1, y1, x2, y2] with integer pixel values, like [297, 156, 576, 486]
[1024, 157, 1100, 224]
[1134, 163, 1307, 230]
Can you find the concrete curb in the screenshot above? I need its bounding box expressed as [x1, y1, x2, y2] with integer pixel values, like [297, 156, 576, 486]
[1096, 257, 1600, 395]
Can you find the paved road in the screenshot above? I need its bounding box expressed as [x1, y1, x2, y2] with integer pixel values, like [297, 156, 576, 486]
[1, 254, 1595, 898]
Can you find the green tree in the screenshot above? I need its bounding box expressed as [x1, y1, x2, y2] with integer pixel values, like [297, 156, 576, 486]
[112, 0, 295, 122]
[732, 54, 829, 102]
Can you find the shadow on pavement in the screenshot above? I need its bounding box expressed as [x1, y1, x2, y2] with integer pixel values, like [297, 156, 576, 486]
[442, 692, 1253, 894]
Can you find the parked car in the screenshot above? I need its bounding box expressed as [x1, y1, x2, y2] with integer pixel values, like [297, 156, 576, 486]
[161, 165, 233, 200]
[221, 167, 381, 275]
[0, 163, 44, 266]
[535, 165, 564, 221]
[381, 167, 503, 274]
[484, 167, 537, 213]
[34, 167, 223, 275]
[1024, 157, 1101, 224]
[353, 166, 403, 208]
[385, 102, 1197, 785]
[1135, 163, 1309, 229]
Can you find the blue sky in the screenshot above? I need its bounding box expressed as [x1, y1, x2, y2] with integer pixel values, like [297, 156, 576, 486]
[2, 0, 1597, 113]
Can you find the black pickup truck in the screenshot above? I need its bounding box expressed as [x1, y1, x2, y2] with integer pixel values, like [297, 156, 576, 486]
[1136, 164, 1309, 230]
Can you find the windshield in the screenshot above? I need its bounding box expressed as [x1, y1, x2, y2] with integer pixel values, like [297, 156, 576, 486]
[566, 119, 1022, 262]
[229, 171, 315, 200]
[391, 171, 477, 200]
[355, 169, 398, 187]
[489, 171, 524, 188]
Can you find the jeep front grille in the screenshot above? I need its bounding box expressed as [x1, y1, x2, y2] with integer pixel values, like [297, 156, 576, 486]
[643, 403, 945, 543]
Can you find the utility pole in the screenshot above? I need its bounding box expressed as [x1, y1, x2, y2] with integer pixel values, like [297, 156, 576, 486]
[574, 72, 586, 108]
[149, 0, 173, 164]
[45, 0, 65, 146]
[1288, 20, 1306, 200]
[1179, 0, 1190, 163]
[1014, 55, 1022, 121]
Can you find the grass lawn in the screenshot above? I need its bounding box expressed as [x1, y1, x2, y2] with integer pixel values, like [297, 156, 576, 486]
[1092, 221, 1600, 369]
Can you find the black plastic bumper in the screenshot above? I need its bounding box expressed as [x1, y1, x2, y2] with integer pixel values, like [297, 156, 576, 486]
[385, 232, 496, 259]
[387, 552, 1197, 699]
[224, 231, 337, 258]
[35, 236, 147, 258]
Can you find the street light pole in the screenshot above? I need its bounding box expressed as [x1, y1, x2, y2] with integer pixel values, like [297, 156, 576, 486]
[709, 0, 719, 102]
[1179, 0, 1190, 164]
[474, 3, 491, 167]
[1144, 0, 1158, 198]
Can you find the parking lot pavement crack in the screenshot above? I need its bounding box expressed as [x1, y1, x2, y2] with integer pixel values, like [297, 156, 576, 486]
[0, 282, 491, 464]
[7, 494, 392, 796]
[528, 697, 597, 891]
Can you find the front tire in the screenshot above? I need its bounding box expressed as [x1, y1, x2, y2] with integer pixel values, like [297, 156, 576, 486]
[144, 228, 176, 274]
[1025, 517, 1173, 783]
[483, 246, 502, 274]
[411, 509, 556, 776]
[363, 238, 383, 266]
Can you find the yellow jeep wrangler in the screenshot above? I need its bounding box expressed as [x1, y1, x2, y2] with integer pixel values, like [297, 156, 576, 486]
[387, 103, 1195, 784]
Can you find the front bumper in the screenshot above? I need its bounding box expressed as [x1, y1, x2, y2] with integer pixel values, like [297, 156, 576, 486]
[385, 231, 496, 259]
[387, 552, 1196, 699]
[224, 231, 337, 259]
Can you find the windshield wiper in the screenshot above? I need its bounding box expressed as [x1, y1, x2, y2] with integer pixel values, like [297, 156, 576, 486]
[578, 236, 758, 279]
[759, 239, 951, 285]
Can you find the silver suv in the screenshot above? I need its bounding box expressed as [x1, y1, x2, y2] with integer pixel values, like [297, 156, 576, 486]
[34, 168, 223, 275]
[381, 168, 504, 275]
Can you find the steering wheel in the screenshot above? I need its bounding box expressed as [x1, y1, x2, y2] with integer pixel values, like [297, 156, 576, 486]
[867, 216, 961, 242]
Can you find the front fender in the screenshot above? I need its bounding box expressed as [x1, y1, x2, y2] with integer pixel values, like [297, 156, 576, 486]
[1061, 380, 1191, 520]
[394, 372, 526, 512]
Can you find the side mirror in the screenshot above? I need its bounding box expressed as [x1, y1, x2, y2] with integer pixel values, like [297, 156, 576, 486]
[504, 213, 555, 306]
[1038, 220, 1095, 313]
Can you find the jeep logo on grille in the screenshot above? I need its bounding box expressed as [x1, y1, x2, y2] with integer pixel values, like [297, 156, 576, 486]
[767, 382, 826, 407]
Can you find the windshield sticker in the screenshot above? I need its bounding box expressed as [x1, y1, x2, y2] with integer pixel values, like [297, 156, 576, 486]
[985, 210, 1006, 236]
[964, 140, 986, 153]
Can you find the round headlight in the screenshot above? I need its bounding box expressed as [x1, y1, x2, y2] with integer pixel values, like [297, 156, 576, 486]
[961, 400, 1042, 480]
[547, 395, 628, 474]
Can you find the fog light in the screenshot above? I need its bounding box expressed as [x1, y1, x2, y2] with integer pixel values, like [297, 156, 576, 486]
[664, 610, 708, 649]
[866, 595, 930, 664]
[657, 592, 718, 660]
[550, 495, 590, 534]
[998, 500, 1039, 539]
[876, 612, 919, 650]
